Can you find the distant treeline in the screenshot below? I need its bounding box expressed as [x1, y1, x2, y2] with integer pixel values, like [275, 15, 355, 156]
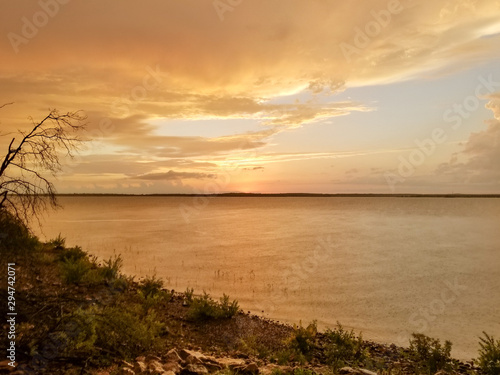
[56, 193, 500, 198]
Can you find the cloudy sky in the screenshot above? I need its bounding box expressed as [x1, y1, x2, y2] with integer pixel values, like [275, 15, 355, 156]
[1, 0, 499, 194]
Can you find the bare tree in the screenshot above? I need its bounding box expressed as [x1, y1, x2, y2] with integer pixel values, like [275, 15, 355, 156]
[0, 104, 87, 229]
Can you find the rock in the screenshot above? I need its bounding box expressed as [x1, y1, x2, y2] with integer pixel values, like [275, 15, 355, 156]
[122, 361, 135, 368]
[179, 349, 206, 361]
[180, 349, 206, 365]
[117, 368, 135, 375]
[201, 358, 222, 372]
[148, 359, 166, 374]
[134, 360, 147, 374]
[230, 362, 260, 374]
[166, 349, 183, 363]
[146, 355, 163, 362]
[163, 361, 181, 374]
[0, 360, 15, 371]
[181, 364, 209, 375]
[218, 357, 246, 369]
[338, 367, 377, 375]
[242, 362, 260, 374]
[164, 372, 176, 375]
[260, 365, 280, 375]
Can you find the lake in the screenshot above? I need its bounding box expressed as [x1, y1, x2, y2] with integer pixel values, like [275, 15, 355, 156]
[36, 196, 500, 360]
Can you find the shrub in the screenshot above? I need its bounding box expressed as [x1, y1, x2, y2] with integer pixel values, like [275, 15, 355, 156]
[275, 348, 306, 365]
[185, 287, 194, 303]
[139, 275, 164, 299]
[288, 321, 318, 357]
[60, 257, 91, 284]
[59, 250, 127, 286]
[99, 254, 123, 280]
[476, 332, 500, 375]
[239, 335, 272, 359]
[57, 246, 87, 262]
[324, 322, 366, 371]
[219, 293, 240, 318]
[408, 333, 452, 374]
[40, 303, 165, 365]
[0, 209, 39, 254]
[49, 233, 66, 249]
[187, 292, 239, 320]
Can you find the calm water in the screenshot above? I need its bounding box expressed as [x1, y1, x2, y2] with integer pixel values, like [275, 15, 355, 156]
[37, 196, 500, 360]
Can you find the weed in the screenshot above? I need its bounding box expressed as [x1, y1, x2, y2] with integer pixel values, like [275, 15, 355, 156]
[187, 292, 239, 320]
[60, 257, 91, 284]
[476, 332, 500, 375]
[40, 302, 165, 365]
[324, 322, 366, 371]
[49, 233, 66, 249]
[185, 287, 194, 303]
[139, 275, 164, 299]
[288, 321, 318, 357]
[407, 333, 453, 374]
[57, 246, 87, 262]
[275, 348, 306, 365]
[239, 335, 272, 359]
[219, 293, 240, 317]
[100, 254, 123, 280]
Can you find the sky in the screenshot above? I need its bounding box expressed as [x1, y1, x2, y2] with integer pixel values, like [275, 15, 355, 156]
[0, 0, 500, 194]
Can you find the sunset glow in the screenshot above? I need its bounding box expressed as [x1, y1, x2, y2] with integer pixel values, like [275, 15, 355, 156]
[1, 0, 499, 194]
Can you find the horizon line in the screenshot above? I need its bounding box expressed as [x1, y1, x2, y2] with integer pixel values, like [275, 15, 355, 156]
[54, 192, 500, 198]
